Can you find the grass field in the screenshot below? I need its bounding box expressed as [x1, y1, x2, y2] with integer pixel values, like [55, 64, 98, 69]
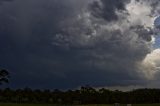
[0, 104, 160, 106]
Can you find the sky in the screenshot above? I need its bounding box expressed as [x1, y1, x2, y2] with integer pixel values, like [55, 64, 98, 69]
[0, 0, 160, 90]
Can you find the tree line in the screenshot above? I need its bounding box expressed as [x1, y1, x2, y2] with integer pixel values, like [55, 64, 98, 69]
[0, 69, 160, 104]
[0, 87, 160, 104]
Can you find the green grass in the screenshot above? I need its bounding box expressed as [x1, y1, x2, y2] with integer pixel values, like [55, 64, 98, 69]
[0, 104, 55, 106]
[132, 104, 160, 106]
[0, 104, 160, 106]
[79, 104, 160, 106]
[76, 104, 160, 106]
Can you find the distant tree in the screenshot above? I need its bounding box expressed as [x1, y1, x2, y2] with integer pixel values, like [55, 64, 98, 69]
[0, 69, 9, 84]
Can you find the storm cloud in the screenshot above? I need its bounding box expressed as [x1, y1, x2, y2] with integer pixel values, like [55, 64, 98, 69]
[0, 0, 160, 89]
[89, 0, 130, 21]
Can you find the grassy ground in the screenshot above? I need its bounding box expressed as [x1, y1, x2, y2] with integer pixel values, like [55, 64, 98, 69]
[0, 104, 160, 106]
[132, 104, 160, 106]
[0, 104, 54, 106]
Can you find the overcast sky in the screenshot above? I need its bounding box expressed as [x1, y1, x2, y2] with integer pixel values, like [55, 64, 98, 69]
[0, 0, 160, 90]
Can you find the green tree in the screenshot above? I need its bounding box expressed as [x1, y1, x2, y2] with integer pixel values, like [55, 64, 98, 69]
[0, 69, 9, 84]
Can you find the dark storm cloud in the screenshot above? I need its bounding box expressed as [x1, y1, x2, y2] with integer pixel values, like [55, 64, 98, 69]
[89, 0, 130, 21]
[51, 0, 156, 87]
[0, 0, 13, 4]
[0, 0, 158, 89]
[130, 25, 153, 42]
[0, 0, 96, 89]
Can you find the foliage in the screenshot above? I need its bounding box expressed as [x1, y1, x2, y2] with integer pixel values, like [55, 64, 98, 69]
[0, 87, 160, 104]
[0, 69, 9, 84]
[0, 104, 160, 106]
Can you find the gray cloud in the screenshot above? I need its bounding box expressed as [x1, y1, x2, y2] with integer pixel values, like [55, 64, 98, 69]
[52, 0, 157, 86]
[89, 0, 130, 21]
[0, 0, 159, 89]
[0, 0, 13, 4]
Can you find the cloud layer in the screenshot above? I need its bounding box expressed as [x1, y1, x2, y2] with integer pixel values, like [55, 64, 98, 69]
[0, 0, 160, 89]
